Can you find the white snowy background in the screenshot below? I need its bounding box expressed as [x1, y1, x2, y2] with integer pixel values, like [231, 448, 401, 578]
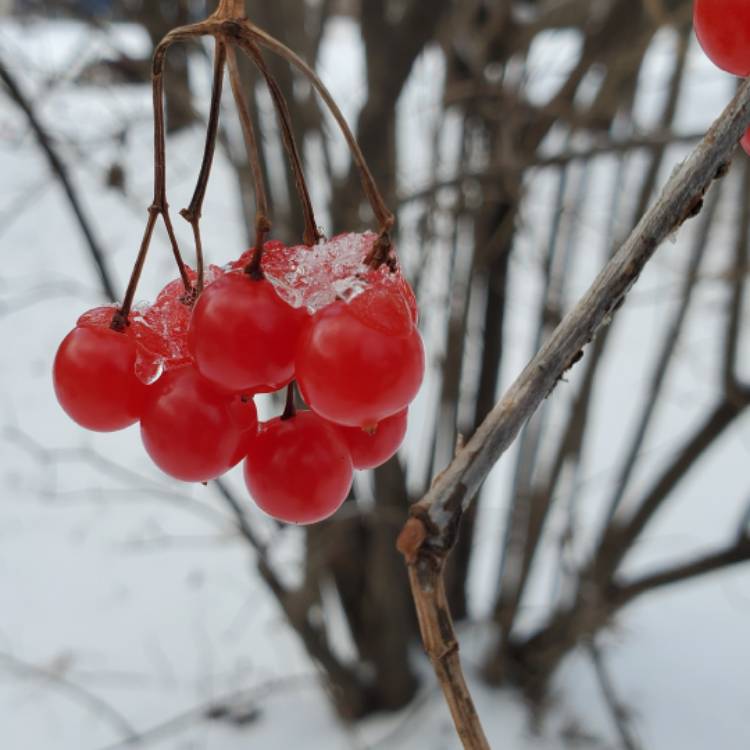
[0, 12, 748, 750]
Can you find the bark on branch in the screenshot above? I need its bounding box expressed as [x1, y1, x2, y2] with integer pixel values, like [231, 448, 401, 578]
[398, 77, 750, 749]
[613, 534, 750, 605]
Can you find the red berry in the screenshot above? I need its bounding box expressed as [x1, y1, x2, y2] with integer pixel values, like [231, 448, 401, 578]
[53, 324, 145, 432]
[335, 408, 408, 470]
[188, 272, 306, 392]
[296, 299, 424, 429]
[741, 126, 750, 156]
[243, 411, 353, 524]
[140, 365, 256, 482]
[346, 279, 415, 335]
[77, 305, 162, 384]
[693, 0, 750, 75]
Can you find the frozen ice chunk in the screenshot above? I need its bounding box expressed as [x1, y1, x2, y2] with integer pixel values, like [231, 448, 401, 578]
[263, 232, 379, 313]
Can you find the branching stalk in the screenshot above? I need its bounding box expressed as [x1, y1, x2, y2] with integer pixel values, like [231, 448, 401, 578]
[225, 44, 272, 267]
[180, 38, 227, 294]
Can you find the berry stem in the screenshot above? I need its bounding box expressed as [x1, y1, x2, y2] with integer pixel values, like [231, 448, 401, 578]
[118, 29, 198, 325]
[180, 38, 227, 295]
[239, 20, 395, 237]
[226, 43, 272, 277]
[115, 208, 159, 325]
[152, 36, 193, 290]
[235, 34, 321, 247]
[281, 382, 297, 421]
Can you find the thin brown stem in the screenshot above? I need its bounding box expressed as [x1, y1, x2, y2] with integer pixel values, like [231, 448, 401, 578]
[152, 35, 192, 288]
[397, 521, 491, 750]
[282, 382, 297, 421]
[237, 20, 394, 234]
[225, 43, 272, 273]
[235, 35, 320, 246]
[180, 38, 227, 294]
[613, 534, 750, 605]
[119, 31, 196, 321]
[116, 209, 160, 326]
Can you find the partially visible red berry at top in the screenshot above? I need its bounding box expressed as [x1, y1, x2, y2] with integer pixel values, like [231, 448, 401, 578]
[243, 411, 353, 524]
[741, 126, 750, 156]
[140, 364, 256, 483]
[335, 408, 408, 470]
[693, 0, 750, 76]
[53, 322, 145, 432]
[188, 271, 306, 393]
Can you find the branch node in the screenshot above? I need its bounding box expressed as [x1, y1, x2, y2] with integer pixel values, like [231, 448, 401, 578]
[396, 517, 427, 564]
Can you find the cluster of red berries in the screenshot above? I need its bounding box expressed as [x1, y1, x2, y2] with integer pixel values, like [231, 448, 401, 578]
[53, 233, 424, 524]
[693, 0, 750, 154]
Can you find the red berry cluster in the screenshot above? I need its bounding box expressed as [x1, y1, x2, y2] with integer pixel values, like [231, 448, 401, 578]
[53, 233, 424, 524]
[693, 0, 750, 154]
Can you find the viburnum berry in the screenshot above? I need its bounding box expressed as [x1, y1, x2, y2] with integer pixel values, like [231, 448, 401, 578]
[53, 321, 145, 432]
[77, 305, 160, 384]
[693, 0, 750, 75]
[296, 288, 425, 429]
[335, 408, 408, 470]
[243, 411, 353, 524]
[188, 271, 307, 393]
[140, 364, 257, 482]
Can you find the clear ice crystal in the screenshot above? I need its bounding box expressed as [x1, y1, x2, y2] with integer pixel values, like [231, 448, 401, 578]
[264, 232, 376, 313]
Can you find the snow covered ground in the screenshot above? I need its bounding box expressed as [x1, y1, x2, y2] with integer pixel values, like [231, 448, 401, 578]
[0, 15, 748, 750]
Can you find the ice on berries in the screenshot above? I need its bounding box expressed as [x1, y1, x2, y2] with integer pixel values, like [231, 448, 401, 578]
[257, 232, 406, 314]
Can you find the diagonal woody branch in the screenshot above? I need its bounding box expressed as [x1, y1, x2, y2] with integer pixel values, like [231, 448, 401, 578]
[398, 77, 750, 749]
[407, 76, 750, 550]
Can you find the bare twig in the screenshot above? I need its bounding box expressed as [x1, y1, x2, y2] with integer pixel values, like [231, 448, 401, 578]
[396, 520, 490, 750]
[211, 478, 371, 719]
[399, 131, 706, 206]
[0, 650, 137, 742]
[409, 77, 750, 550]
[95, 673, 317, 750]
[117, 28, 197, 323]
[613, 534, 750, 605]
[595, 398, 746, 582]
[587, 640, 640, 750]
[0, 58, 117, 302]
[398, 75, 750, 748]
